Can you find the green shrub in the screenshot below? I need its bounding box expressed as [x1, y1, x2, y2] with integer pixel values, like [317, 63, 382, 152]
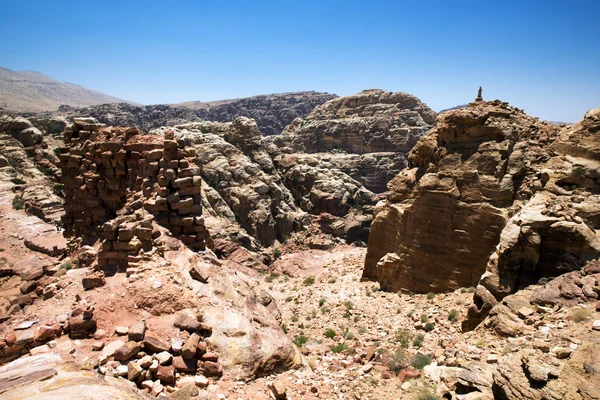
[53, 147, 62, 157]
[293, 335, 308, 347]
[285, 296, 293, 302]
[426, 292, 435, 300]
[12, 196, 24, 210]
[59, 262, 73, 270]
[36, 165, 54, 176]
[424, 322, 435, 332]
[265, 272, 279, 282]
[321, 307, 331, 314]
[420, 313, 428, 323]
[395, 328, 412, 348]
[319, 298, 326, 307]
[376, 347, 388, 355]
[412, 354, 432, 370]
[358, 326, 368, 334]
[343, 328, 354, 340]
[10, 178, 26, 185]
[52, 183, 64, 196]
[417, 393, 440, 400]
[572, 307, 593, 322]
[343, 311, 351, 319]
[448, 309, 459, 322]
[331, 343, 349, 353]
[386, 348, 409, 375]
[303, 276, 315, 286]
[324, 329, 336, 339]
[413, 334, 424, 347]
[343, 300, 354, 310]
[280, 323, 288, 334]
[466, 287, 476, 293]
[273, 248, 281, 258]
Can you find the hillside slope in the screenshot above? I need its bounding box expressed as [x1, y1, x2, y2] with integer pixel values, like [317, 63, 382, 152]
[0, 67, 135, 111]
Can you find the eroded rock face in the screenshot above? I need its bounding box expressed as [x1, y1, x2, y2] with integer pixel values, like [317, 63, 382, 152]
[264, 89, 435, 193]
[466, 107, 600, 328]
[363, 100, 559, 293]
[48, 91, 337, 136]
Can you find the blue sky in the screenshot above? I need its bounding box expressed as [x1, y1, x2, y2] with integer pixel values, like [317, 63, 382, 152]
[1, 0, 599, 122]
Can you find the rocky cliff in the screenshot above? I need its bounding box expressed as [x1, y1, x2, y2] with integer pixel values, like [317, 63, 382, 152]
[49, 91, 336, 136]
[363, 100, 560, 293]
[264, 89, 435, 193]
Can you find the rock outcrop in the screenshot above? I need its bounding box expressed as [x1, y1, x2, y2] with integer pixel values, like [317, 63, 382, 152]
[265, 89, 435, 193]
[363, 100, 559, 293]
[466, 106, 600, 328]
[49, 91, 336, 136]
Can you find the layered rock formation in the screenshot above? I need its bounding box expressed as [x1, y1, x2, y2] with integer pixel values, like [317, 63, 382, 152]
[465, 106, 600, 328]
[49, 91, 336, 136]
[265, 89, 435, 193]
[363, 100, 559, 293]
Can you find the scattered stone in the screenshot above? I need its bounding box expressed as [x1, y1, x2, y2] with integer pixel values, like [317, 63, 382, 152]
[129, 321, 146, 341]
[270, 379, 287, 400]
[113, 341, 141, 361]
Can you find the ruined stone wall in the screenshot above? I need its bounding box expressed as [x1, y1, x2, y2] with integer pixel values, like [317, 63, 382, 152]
[59, 118, 210, 273]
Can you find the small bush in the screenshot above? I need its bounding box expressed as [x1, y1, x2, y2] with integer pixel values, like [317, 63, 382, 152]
[293, 335, 308, 347]
[386, 348, 409, 375]
[343, 300, 354, 310]
[426, 292, 435, 300]
[285, 296, 293, 302]
[424, 322, 435, 332]
[448, 309, 459, 322]
[303, 276, 315, 286]
[53, 147, 62, 157]
[413, 334, 424, 348]
[343, 328, 354, 340]
[412, 354, 432, 370]
[358, 326, 368, 334]
[343, 311, 351, 319]
[265, 272, 279, 283]
[280, 323, 288, 334]
[395, 328, 412, 348]
[376, 347, 388, 355]
[572, 307, 593, 322]
[291, 314, 298, 322]
[12, 196, 24, 210]
[273, 248, 281, 259]
[330, 343, 349, 353]
[353, 315, 360, 322]
[36, 165, 54, 176]
[319, 298, 326, 307]
[417, 393, 440, 400]
[321, 307, 331, 314]
[324, 329, 336, 339]
[466, 287, 476, 293]
[59, 262, 73, 270]
[11, 177, 26, 185]
[420, 313, 428, 323]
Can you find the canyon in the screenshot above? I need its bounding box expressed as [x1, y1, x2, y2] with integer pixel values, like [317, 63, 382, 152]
[0, 88, 598, 400]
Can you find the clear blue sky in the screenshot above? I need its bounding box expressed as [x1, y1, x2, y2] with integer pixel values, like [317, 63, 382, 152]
[1, 0, 599, 122]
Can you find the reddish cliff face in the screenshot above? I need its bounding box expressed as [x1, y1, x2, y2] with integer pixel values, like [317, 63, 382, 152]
[362, 100, 559, 293]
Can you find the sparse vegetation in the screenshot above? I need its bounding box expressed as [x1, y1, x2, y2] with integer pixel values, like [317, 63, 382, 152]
[424, 322, 435, 332]
[285, 296, 293, 302]
[12, 196, 24, 210]
[321, 307, 331, 314]
[59, 262, 73, 270]
[325, 329, 336, 339]
[412, 353, 432, 370]
[10, 177, 26, 185]
[395, 328, 412, 348]
[343, 300, 354, 310]
[413, 334, 424, 348]
[36, 165, 54, 176]
[420, 313, 428, 323]
[272, 248, 281, 259]
[342, 328, 354, 340]
[330, 343, 349, 353]
[53, 147, 62, 157]
[319, 297, 326, 307]
[303, 276, 315, 286]
[386, 348, 409, 375]
[426, 292, 435, 300]
[572, 307, 593, 322]
[417, 393, 440, 400]
[265, 272, 279, 282]
[293, 335, 308, 347]
[448, 309, 459, 322]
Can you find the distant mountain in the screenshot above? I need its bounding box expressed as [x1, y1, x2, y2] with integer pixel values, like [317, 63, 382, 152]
[53, 91, 337, 136]
[438, 104, 467, 114]
[0, 67, 135, 112]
